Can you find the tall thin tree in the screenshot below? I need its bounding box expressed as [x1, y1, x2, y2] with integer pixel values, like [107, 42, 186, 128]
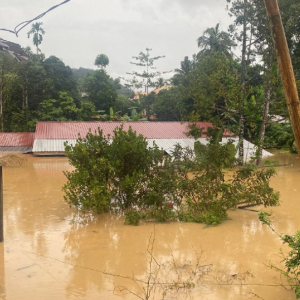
[27, 22, 45, 54]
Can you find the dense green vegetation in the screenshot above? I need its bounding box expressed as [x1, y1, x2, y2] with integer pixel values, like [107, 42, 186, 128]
[63, 126, 279, 226]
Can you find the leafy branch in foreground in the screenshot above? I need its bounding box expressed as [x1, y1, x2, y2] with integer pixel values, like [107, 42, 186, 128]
[259, 212, 300, 298]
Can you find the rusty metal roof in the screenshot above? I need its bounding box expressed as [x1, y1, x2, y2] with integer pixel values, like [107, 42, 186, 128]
[0, 38, 29, 62]
[34, 121, 234, 139]
[0, 133, 35, 147]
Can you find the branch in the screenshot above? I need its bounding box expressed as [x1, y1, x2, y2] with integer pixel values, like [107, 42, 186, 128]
[0, 0, 71, 37]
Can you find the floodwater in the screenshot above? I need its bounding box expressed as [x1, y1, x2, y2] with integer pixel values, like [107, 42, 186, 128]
[0, 152, 299, 300]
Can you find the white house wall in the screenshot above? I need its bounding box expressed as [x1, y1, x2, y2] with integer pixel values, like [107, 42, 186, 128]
[33, 138, 273, 161]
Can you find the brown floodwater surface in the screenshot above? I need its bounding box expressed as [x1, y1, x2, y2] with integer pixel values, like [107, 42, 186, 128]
[0, 153, 299, 300]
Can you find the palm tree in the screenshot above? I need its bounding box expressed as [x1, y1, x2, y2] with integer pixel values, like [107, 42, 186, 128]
[197, 23, 236, 58]
[27, 22, 45, 54]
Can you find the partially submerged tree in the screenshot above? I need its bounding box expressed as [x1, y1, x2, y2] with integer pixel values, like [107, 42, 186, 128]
[63, 126, 279, 226]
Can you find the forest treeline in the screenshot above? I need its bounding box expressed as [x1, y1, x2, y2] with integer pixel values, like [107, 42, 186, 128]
[0, 0, 299, 155]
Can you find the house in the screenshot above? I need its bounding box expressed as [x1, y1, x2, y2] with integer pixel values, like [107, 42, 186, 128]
[31, 121, 272, 160]
[0, 122, 272, 160]
[132, 85, 173, 101]
[0, 132, 34, 152]
[0, 38, 29, 62]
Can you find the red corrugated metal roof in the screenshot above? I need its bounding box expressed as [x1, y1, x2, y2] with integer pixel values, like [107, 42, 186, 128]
[35, 122, 234, 139]
[0, 133, 35, 146]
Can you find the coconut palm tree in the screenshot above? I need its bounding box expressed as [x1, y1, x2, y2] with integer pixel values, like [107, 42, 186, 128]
[27, 22, 45, 54]
[197, 23, 236, 58]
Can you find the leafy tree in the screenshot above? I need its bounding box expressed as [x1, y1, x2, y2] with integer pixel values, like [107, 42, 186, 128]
[83, 69, 117, 112]
[27, 22, 45, 54]
[173, 55, 197, 86]
[114, 95, 136, 116]
[63, 126, 279, 226]
[16, 59, 48, 111]
[36, 92, 80, 121]
[277, 0, 300, 78]
[152, 87, 193, 121]
[42, 56, 80, 104]
[9, 108, 35, 132]
[264, 122, 294, 150]
[188, 52, 242, 124]
[63, 126, 167, 212]
[94, 54, 109, 69]
[0, 52, 18, 131]
[79, 101, 96, 121]
[72, 67, 94, 91]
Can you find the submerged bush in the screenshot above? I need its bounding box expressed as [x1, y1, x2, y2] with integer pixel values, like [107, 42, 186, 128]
[63, 125, 181, 214]
[63, 125, 279, 226]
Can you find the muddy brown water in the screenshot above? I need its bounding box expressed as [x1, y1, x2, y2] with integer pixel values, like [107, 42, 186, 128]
[0, 152, 299, 300]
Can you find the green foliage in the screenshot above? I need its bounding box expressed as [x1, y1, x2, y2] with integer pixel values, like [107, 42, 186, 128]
[124, 210, 144, 226]
[63, 126, 175, 214]
[42, 56, 80, 104]
[172, 133, 279, 225]
[152, 87, 193, 121]
[197, 23, 236, 58]
[83, 69, 117, 112]
[94, 54, 109, 69]
[63, 126, 279, 227]
[114, 95, 136, 116]
[37, 92, 80, 121]
[188, 52, 243, 124]
[259, 212, 300, 298]
[264, 123, 294, 151]
[63, 130, 112, 213]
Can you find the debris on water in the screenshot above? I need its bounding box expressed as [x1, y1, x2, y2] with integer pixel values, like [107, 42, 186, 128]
[16, 264, 36, 271]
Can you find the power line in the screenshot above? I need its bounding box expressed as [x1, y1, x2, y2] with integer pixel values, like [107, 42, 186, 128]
[0, 0, 71, 37]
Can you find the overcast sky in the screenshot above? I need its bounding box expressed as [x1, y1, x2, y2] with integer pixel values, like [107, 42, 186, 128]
[1, 0, 232, 79]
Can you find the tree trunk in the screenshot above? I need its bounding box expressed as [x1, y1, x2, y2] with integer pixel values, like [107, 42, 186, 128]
[264, 0, 300, 159]
[238, 0, 248, 164]
[257, 51, 274, 166]
[22, 76, 29, 110]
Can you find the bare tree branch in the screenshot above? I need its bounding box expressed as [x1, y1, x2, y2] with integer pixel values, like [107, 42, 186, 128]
[0, 0, 71, 37]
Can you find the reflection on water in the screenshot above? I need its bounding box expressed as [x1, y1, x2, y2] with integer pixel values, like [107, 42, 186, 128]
[0, 242, 5, 300]
[0, 153, 299, 299]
